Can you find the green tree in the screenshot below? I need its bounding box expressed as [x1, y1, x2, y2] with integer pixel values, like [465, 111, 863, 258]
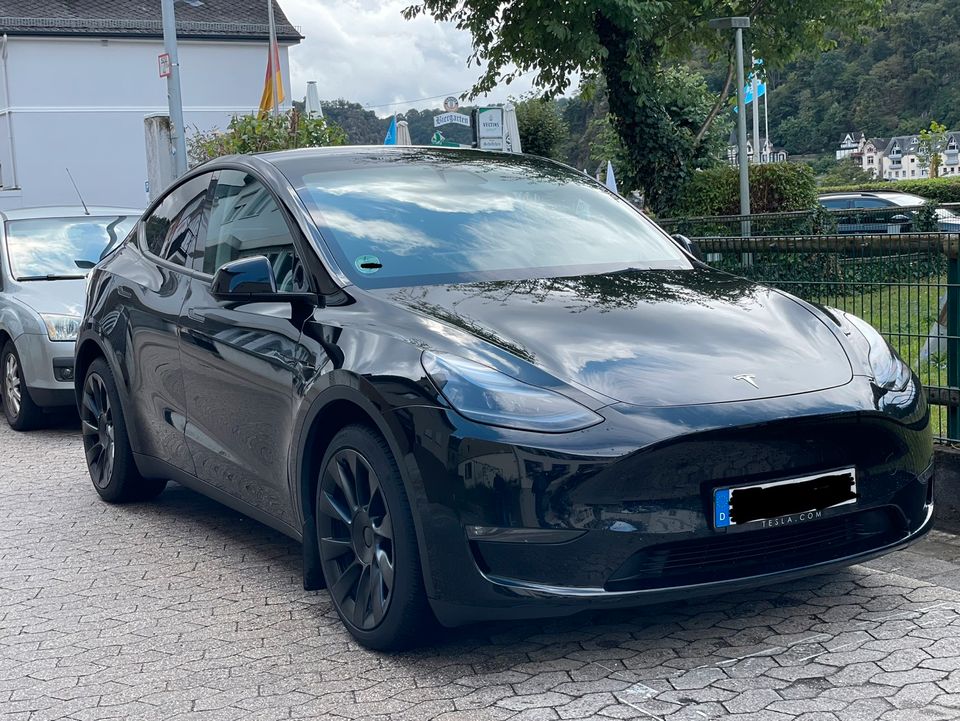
[403, 0, 883, 214]
[512, 95, 568, 158]
[188, 110, 345, 165]
[815, 157, 875, 187]
[918, 120, 948, 179]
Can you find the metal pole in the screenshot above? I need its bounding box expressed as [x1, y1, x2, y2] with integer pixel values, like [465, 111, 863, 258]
[735, 27, 750, 236]
[267, 0, 280, 117]
[949, 248, 959, 440]
[160, 0, 187, 177]
[764, 77, 771, 152]
[751, 55, 760, 165]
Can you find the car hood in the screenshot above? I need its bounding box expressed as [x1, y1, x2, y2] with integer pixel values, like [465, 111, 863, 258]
[9, 279, 87, 317]
[373, 267, 854, 407]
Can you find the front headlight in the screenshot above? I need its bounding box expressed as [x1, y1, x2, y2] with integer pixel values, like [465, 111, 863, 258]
[39, 314, 81, 342]
[422, 352, 603, 432]
[826, 307, 911, 391]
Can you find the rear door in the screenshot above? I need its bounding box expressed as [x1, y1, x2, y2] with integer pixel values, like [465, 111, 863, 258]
[114, 172, 214, 473]
[178, 169, 312, 526]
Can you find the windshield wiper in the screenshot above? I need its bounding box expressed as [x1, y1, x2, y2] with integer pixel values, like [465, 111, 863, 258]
[17, 274, 86, 281]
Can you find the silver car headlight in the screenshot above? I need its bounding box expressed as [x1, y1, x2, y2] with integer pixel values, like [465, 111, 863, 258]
[39, 313, 81, 342]
[422, 352, 602, 432]
[826, 307, 911, 391]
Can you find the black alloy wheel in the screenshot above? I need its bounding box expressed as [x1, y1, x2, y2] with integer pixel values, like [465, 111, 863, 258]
[80, 358, 166, 503]
[315, 425, 434, 650]
[81, 371, 115, 490]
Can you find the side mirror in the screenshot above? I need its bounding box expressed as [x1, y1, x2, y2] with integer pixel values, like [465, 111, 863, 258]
[211, 255, 318, 307]
[211, 255, 277, 298]
[672, 233, 702, 260]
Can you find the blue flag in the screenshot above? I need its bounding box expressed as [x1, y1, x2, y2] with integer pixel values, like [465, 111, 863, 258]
[383, 116, 397, 145]
[733, 80, 766, 112]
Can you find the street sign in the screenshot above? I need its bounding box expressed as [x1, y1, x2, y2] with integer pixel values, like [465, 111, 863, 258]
[434, 112, 471, 128]
[430, 131, 462, 148]
[158, 53, 172, 78]
[476, 107, 504, 150]
[443, 96, 459, 112]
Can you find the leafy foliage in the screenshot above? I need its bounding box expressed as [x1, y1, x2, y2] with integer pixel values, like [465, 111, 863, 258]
[818, 177, 960, 203]
[730, 0, 960, 155]
[918, 121, 949, 179]
[188, 110, 345, 165]
[512, 96, 568, 158]
[813, 158, 876, 187]
[670, 162, 817, 217]
[403, 0, 883, 214]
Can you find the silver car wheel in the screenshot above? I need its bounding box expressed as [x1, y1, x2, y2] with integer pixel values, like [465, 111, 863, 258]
[3, 353, 21, 418]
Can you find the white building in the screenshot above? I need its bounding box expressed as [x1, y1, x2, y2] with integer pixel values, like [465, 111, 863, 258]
[836, 132, 865, 160]
[0, 1, 301, 211]
[836, 130, 960, 180]
[726, 133, 788, 166]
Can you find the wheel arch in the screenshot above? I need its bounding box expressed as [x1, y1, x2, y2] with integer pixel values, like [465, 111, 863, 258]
[294, 383, 434, 594]
[74, 334, 145, 455]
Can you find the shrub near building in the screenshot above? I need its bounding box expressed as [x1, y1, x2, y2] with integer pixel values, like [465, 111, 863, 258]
[670, 163, 817, 217]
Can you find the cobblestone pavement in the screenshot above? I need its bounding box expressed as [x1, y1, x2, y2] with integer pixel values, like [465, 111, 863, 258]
[2, 418, 960, 721]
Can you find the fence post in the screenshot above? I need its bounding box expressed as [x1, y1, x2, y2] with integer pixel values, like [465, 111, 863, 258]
[949, 237, 960, 440]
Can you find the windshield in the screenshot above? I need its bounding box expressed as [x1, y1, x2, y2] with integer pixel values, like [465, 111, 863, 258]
[281, 150, 689, 288]
[4, 215, 136, 280]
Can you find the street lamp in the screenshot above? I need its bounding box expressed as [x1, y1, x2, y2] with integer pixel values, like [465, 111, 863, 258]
[160, 0, 189, 177]
[709, 16, 751, 237]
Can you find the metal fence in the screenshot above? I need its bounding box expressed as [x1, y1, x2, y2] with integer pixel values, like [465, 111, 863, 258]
[675, 223, 960, 444]
[659, 203, 960, 239]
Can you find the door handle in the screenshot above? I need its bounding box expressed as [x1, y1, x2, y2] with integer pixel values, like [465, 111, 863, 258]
[186, 309, 206, 323]
[117, 286, 133, 299]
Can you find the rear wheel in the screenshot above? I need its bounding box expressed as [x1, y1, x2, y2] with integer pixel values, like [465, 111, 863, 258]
[1, 341, 43, 431]
[315, 425, 434, 650]
[81, 358, 166, 503]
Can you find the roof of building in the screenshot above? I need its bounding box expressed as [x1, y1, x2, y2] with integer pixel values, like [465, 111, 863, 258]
[0, 1, 302, 42]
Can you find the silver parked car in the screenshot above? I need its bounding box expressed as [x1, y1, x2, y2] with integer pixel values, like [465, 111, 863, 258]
[0, 207, 139, 429]
[818, 191, 960, 234]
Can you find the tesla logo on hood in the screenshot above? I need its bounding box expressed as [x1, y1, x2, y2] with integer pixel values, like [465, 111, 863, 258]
[733, 374, 759, 389]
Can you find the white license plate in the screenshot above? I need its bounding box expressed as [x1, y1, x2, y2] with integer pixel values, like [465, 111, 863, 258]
[714, 468, 858, 529]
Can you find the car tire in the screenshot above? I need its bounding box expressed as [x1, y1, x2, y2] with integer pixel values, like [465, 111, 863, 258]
[1, 341, 44, 431]
[81, 358, 166, 503]
[315, 424, 435, 651]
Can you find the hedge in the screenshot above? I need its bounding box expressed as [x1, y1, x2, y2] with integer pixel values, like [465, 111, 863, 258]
[670, 163, 817, 217]
[819, 177, 960, 203]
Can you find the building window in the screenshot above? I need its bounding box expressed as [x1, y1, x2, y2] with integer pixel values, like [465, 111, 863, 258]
[911, 170, 916, 176]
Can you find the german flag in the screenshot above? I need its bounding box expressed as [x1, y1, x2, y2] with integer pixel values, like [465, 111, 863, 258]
[258, 33, 284, 117]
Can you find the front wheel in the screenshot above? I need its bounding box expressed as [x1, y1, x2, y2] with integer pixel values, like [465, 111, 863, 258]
[1, 341, 44, 431]
[315, 425, 434, 650]
[81, 358, 166, 503]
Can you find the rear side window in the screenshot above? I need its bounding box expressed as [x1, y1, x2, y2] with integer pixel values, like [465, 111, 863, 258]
[820, 199, 850, 210]
[852, 198, 891, 209]
[201, 170, 302, 291]
[143, 173, 213, 265]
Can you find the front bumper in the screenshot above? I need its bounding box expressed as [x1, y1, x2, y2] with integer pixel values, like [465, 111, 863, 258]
[392, 376, 934, 626]
[15, 333, 76, 408]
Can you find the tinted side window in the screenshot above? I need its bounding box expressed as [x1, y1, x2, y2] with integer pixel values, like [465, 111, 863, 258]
[202, 171, 303, 291]
[820, 199, 850, 210]
[852, 198, 891, 209]
[143, 173, 213, 264]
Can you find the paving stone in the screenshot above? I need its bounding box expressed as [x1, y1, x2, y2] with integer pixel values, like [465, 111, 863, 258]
[3, 419, 960, 721]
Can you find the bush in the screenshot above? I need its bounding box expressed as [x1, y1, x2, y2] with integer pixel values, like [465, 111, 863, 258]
[670, 163, 817, 217]
[819, 177, 960, 203]
[188, 109, 346, 166]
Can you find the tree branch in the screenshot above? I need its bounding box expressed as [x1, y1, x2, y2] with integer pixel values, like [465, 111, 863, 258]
[693, 49, 735, 149]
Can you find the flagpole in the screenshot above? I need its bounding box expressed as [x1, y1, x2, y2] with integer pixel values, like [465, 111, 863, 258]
[751, 55, 760, 164]
[763, 77, 770, 154]
[267, 0, 279, 117]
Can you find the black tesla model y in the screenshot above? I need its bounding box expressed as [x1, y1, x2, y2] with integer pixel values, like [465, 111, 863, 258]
[76, 147, 933, 649]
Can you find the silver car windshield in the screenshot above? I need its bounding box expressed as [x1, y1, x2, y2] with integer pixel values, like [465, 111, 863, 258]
[5, 216, 136, 280]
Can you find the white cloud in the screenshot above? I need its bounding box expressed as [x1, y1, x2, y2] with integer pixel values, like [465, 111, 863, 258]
[281, 0, 542, 117]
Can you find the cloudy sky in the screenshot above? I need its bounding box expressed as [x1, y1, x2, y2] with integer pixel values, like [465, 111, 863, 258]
[280, 0, 541, 116]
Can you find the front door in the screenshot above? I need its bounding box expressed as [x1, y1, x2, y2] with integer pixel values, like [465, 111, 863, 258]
[178, 170, 312, 526]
